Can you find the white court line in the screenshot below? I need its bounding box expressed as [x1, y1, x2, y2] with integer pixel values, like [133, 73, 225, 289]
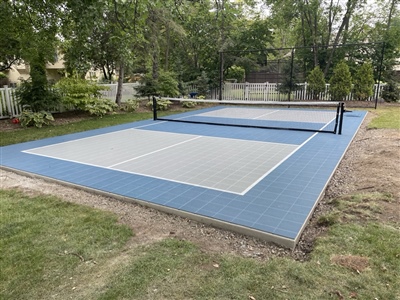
[21, 115, 334, 195]
[108, 136, 203, 168]
[240, 119, 336, 194]
[22, 121, 167, 153]
[253, 110, 279, 119]
[240, 131, 319, 194]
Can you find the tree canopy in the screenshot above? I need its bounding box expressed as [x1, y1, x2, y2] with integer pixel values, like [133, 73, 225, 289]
[1, 0, 399, 103]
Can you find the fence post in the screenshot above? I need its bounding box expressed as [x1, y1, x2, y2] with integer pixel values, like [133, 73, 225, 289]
[4, 85, 13, 118]
[244, 82, 249, 100]
[304, 82, 308, 100]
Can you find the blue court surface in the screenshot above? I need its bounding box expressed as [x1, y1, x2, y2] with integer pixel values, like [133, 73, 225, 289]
[0, 105, 367, 248]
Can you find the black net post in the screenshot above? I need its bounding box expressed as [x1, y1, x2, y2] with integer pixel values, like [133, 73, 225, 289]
[219, 51, 224, 100]
[152, 96, 158, 120]
[338, 102, 345, 135]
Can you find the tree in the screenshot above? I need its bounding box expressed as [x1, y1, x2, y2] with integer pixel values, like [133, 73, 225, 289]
[196, 71, 210, 97]
[329, 61, 352, 100]
[307, 66, 326, 99]
[353, 62, 374, 100]
[16, 53, 61, 112]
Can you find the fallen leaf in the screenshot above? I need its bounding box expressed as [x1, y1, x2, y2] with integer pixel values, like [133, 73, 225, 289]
[249, 296, 256, 300]
[335, 290, 344, 300]
[349, 291, 357, 298]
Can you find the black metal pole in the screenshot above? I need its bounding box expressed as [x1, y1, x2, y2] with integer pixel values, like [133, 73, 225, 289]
[338, 102, 345, 135]
[288, 48, 295, 102]
[375, 42, 386, 109]
[152, 96, 157, 120]
[333, 104, 340, 134]
[219, 51, 224, 100]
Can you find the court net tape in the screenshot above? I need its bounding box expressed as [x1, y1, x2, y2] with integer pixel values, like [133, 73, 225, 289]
[152, 97, 345, 134]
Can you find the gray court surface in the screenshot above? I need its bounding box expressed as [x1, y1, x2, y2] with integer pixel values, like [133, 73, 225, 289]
[24, 128, 299, 194]
[198, 107, 337, 123]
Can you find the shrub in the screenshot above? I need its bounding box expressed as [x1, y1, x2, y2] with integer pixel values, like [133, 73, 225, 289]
[147, 99, 172, 111]
[19, 110, 54, 128]
[307, 66, 326, 99]
[135, 74, 158, 98]
[226, 65, 245, 83]
[381, 80, 400, 102]
[121, 99, 140, 112]
[135, 71, 179, 98]
[329, 61, 352, 100]
[158, 72, 179, 97]
[83, 98, 118, 116]
[353, 62, 374, 100]
[55, 77, 114, 116]
[181, 101, 197, 108]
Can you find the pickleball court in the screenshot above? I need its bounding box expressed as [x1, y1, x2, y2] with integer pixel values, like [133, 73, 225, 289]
[0, 102, 367, 248]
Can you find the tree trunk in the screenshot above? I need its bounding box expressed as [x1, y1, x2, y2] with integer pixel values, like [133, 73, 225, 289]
[323, 0, 358, 77]
[115, 64, 124, 106]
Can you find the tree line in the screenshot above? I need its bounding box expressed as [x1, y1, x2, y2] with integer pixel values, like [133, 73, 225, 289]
[0, 0, 399, 107]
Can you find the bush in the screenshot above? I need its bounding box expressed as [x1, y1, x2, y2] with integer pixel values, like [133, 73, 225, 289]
[329, 61, 352, 100]
[181, 101, 197, 108]
[158, 72, 179, 97]
[55, 77, 115, 116]
[135, 74, 158, 98]
[226, 65, 245, 83]
[19, 110, 54, 128]
[353, 62, 374, 100]
[147, 99, 172, 111]
[382, 80, 400, 102]
[135, 71, 179, 98]
[121, 99, 140, 112]
[83, 98, 118, 116]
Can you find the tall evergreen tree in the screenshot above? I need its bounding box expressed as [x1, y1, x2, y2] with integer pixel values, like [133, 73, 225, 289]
[329, 61, 352, 100]
[307, 66, 326, 99]
[353, 62, 374, 100]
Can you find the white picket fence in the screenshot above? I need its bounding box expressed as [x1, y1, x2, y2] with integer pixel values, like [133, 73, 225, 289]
[0, 86, 22, 119]
[0, 83, 141, 119]
[99, 82, 140, 101]
[0, 82, 389, 119]
[222, 82, 386, 102]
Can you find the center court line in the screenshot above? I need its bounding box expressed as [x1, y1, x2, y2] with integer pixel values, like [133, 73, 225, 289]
[253, 109, 280, 119]
[108, 135, 203, 168]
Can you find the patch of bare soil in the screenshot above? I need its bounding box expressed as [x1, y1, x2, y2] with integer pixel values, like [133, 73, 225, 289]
[1, 103, 399, 261]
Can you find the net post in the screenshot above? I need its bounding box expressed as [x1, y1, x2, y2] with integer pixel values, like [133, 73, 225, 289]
[333, 104, 340, 134]
[338, 102, 345, 135]
[152, 96, 157, 120]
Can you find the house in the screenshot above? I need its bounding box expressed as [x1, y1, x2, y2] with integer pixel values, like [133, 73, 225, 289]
[1, 54, 101, 87]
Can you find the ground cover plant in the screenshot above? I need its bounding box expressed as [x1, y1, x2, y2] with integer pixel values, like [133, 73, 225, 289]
[0, 103, 399, 299]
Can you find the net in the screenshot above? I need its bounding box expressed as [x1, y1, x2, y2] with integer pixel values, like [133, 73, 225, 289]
[153, 97, 345, 134]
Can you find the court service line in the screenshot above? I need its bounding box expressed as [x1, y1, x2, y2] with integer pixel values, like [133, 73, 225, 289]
[23, 121, 168, 153]
[108, 135, 203, 168]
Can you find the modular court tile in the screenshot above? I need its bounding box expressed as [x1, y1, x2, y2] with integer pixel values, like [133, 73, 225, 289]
[0, 106, 366, 248]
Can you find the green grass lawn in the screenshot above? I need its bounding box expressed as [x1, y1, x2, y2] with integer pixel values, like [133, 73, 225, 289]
[1, 105, 399, 299]
[367, 106, 400, 129]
